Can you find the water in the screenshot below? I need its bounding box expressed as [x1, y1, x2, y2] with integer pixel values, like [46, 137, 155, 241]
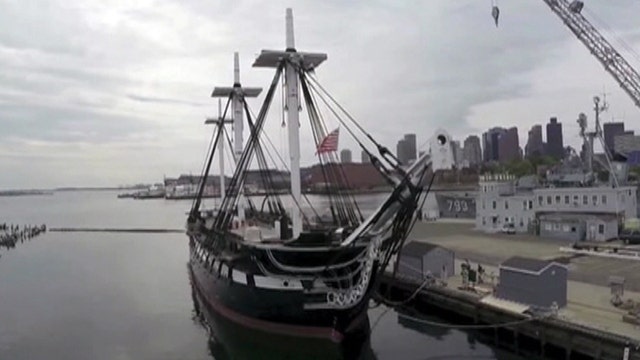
[0, 191, 523, 360]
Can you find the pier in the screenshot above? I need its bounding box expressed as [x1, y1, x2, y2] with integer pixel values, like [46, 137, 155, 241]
[383, 221, 640, 360]
[379, 272, 640, 360]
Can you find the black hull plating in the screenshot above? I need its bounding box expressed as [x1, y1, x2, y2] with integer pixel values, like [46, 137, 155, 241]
[188, 242, 373, 339]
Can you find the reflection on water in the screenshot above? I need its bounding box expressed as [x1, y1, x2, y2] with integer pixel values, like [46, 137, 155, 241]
[188, 265, 376, 360]
[0, 191, 529, 359]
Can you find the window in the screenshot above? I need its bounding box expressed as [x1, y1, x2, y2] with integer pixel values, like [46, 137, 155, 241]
[555, 195, 561, 204]
[583, 195, 588, 205]
[562, 225, 570, 232]
[602, 195, 607, 205]
[538, 196, 543, 206]
[482, 217, 486, 225]
[592, 195, 598, 206]
[564, 195, 569, 204]
[483, 186, 486, 193]
[492, 201, 496, 210]
[505, 200, 509, 209]
[547, 196, 552, 205]
[571, 226, 576, 232]
[528, 200, 533, 209]
[482, 200, 485, 210]
[505, 217, 509, 223]
[523, 201, 527, 210]
[519, 219, 524, 227]
[544, 223, 552, 231]
[573, 195, 579, 204]
[598, 224, 604, 234]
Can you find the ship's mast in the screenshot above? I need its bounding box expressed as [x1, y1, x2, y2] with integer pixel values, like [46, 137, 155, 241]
[219, 100, 225, 199]
[211, 53, 262, 218]
[284, 9, 303, 238]
[205, 101, 232, 200]
[253, 8, 327, 239]
[231, 53, 246, 221]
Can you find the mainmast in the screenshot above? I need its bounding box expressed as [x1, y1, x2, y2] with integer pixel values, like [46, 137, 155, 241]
[284, 9, 302, 238]
[253, 8, 327, 238]
[212, 53, 262, 219]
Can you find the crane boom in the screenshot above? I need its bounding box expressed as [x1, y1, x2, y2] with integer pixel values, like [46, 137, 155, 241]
[542, 0, 640, 108]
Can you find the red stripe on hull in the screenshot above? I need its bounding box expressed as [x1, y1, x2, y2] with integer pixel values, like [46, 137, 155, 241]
[189, 265, 346, 343]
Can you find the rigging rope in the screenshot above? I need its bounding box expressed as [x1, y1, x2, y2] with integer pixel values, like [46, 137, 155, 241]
[213, 64, 284, 232]
[244, 104, 322, 223]
[304, 75, 364, 223]
[300, 75, 357, 226]
[190, 96, 233, 218]
[305, 72, 404, 172]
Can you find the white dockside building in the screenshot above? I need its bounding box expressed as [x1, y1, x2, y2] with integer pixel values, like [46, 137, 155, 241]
[476, 173, 637, 242]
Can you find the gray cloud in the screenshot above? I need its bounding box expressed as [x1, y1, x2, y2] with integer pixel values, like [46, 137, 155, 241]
[126, 94, 207, 107]
[1, 0, 640, 188]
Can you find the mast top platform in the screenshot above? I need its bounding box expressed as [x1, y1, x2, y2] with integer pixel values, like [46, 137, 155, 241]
[252, 8, 327, 70]
[212, 52, 263, 98]
[211, 87, 262, 98]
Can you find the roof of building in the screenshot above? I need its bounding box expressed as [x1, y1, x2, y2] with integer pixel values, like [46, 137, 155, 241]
[516, 175, 539, 190]
[400, 241, 442, 256]
[537, 212, 620, 221]
[626, 150, 640, 166]
[502, 256, 550, 272]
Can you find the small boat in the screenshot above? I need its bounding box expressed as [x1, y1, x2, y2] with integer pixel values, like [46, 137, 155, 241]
[187, 8, 454, 341]
[133, 185, 166, 199]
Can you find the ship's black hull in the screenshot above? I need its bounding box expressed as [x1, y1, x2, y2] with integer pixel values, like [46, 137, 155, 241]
[188, 241, 373, 341]
[190, 269, 375, 360]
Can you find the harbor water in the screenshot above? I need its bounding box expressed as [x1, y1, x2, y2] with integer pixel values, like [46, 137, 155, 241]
[0, 190, 524, 360]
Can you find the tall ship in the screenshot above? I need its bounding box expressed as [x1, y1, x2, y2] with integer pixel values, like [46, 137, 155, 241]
[186, 9, 454, 340]
[434, 192, 476, 219]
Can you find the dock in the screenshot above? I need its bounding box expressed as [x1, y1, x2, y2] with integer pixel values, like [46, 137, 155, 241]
[384, 221, 640, 359]
[379, 272, 639, 360]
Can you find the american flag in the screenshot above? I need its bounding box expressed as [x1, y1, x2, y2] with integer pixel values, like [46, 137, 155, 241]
[316, 127, 339, 154]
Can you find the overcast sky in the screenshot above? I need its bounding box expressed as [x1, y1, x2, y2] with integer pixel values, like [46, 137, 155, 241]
[2, 0, 640, 189]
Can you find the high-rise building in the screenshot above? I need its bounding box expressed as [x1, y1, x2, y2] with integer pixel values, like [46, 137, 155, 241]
[403, 134, 417, 164]
[482, 127, 506, 162]
[361, 150, 370, 163]
[614, 133, 640, 156]
[463, 135, 482, 166]
[525, 124, 544, 158]
[451, 140, 463, 166]
[546, 117, 564, 159]
[498, 127, 520, 163]
[603, 122, 625, 156]
[396, 139, 408, 165]
[340, 149, 352, 163]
